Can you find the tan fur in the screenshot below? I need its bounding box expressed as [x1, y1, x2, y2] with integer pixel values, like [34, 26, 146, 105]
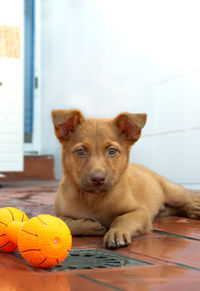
[52, 109, 200, 248]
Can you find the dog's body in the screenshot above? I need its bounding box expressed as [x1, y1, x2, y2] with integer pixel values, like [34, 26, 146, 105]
[52, 109, 200, 248]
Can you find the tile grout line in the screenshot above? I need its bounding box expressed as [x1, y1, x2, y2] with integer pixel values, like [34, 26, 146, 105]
[127, 249, 200, 271]
[153, 230, 200, 242]
[83, 235, 166, 245]
[124, 249, 171, 265]
[77, 273, 127, 291]
[175, 263, 200, 271]
[143, 126, 200, 137]
[132, 235, 166, 241]
[137, 69, 200, 89]
[81, 237, 102, 245]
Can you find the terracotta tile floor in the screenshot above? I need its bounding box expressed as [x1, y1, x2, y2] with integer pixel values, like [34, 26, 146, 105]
[1, 180, 200, 291]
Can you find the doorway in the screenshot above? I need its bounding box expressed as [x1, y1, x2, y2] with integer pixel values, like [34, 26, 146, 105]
[24, 0, 34, 143]
[24, 0, 41, 154]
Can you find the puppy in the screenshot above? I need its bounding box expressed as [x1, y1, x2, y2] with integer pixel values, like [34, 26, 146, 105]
[51, 109, 200, 248]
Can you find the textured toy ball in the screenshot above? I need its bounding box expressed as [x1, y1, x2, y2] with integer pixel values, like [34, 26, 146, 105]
[0, 207, 29, 252]
[18, 214, 72, 268]
[0, 207, 72, 268]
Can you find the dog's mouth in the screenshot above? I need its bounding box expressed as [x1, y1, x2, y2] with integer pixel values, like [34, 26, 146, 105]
[84, 188, 108, 194]
[80, 180, 113, 194]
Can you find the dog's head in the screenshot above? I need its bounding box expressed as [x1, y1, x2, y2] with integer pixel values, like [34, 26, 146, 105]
[52, 109, 147, 194]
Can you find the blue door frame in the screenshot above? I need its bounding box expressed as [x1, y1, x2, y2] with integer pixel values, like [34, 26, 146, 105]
[24, 0, 34, 143]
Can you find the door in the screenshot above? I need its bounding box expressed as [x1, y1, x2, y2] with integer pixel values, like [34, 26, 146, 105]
[0, 0, 24, 172]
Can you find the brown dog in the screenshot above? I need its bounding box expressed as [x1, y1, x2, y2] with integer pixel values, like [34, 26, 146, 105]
[51, 109, 200, 248]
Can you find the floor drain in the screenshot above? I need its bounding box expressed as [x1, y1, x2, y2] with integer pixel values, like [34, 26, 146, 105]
[47, 248, 151, 271]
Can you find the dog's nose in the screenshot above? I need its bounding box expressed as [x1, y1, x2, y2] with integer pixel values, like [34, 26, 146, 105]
[89, 172, 106, 185]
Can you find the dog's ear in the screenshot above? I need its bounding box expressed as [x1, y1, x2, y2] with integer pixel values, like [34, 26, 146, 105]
[51, 109, 84, 142]
[115, 112, 147, 144]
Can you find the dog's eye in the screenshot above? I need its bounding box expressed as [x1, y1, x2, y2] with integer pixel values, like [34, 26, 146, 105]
[75, 148, 87, 158]
[107, 147, 118, 157]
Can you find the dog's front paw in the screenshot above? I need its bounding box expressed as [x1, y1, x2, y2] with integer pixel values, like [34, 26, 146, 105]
[103, 229, 131, 248]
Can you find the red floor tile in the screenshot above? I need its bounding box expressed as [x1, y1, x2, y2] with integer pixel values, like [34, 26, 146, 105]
[0, 181, 56, 217]
[0, 254, 111, 291]
[0, 269, 111, 291]
[85, 232, 165, 246]
[85, 233, 169, 265]
[65, 274, 112, 291]
[72, 237, 99, 249]
[154, 217, 200, 240]
[113, 248, 169, 265]
[1, 181, 200, 291]
[133, 232, 166, 240]
[124, 236, 200, 268]
[78, 265, 200, 291]
[84, 236, 103, 245]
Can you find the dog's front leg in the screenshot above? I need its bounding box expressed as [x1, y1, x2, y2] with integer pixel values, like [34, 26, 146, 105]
[103, 209, 152, 248]
[58, 216, 107, 236]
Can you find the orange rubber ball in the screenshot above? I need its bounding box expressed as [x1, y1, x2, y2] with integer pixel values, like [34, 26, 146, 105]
[18, 214, 72, 268]
[0, 207, 29, 252]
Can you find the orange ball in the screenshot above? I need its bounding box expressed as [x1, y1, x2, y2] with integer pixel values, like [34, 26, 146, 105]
[0, 207, 29, 252]
[18, 214, 72, 268]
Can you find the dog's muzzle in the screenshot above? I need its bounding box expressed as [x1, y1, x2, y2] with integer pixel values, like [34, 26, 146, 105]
[80, 172, 112, 194]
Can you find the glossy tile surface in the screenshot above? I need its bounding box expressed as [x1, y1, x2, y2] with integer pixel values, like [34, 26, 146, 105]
[0, 255, 111, 291]
[0, 181, 200, 291]
[0, 180, 56, 216]
[154, 217, 200, 239]
[71, 237, 99, 249]
[125, 236, 200, 268]
[79, 265, 200, 291]
[86, 232, 165, 245]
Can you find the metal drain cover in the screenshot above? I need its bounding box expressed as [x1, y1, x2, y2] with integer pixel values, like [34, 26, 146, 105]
[48, 248, 151, 271]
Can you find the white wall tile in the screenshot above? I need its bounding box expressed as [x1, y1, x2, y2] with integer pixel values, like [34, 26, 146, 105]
[151, 133, 185, 182]
[130, 136, 154, 170]
[132, 129, 200, 185]
[153, 80, 187, 133]
[41, 0, 200, 184]
[183, 129, 200, 184]
[185, 73, 200, 129]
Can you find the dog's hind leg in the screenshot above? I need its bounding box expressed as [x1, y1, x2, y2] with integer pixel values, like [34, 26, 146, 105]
[58, 216, 107, 236]
[159, 176, 200, 219]
[157, 205, 180, 218]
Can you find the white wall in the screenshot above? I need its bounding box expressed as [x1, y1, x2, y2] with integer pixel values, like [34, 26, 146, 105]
[41, 0, 200, 188]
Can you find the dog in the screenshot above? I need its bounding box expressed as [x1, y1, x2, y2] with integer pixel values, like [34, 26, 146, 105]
[51, 109, 200, 248]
